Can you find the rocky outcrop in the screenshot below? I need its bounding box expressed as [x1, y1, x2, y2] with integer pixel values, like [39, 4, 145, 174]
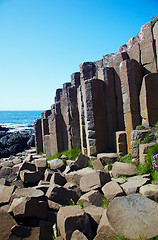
[34, 20, 158, 157]
[0, 148, 158, 239]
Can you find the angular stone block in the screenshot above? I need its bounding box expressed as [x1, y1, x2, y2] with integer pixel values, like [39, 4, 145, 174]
[116, 131, 127, 155]
[78, 190, 103, 207]
[112, 162, 137, 178]
[80, 171, 111, 192]
[102, 181, 124, 201]
[34, 119, 43, 154]
[57, 205, 93, 240]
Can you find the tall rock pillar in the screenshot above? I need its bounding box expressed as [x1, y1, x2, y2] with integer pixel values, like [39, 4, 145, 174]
[120, 59, 142, 152]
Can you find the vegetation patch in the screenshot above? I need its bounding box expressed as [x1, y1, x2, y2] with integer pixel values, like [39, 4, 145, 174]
[102, 197, 109, 208]
[137, 143, 158, 182]
[117, 154, 132, 164]
[47, 148, 81, 161]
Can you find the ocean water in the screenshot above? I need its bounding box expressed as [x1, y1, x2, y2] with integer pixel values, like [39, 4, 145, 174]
[0, 111, 43, 133]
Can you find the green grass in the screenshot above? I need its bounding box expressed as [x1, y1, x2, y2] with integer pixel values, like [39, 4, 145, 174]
[137, 143, 158, 182]
[151, 17, 158, 27]
[141, 132, 155, 144]
[102, 197, 109, 208]
[47, 148, 81, 161]
[136, 125, 145, 130]
[154, 121, 158, 127]
[117, 154, 132, 163]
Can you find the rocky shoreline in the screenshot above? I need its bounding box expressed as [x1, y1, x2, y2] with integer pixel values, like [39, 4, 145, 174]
[0, 125, 35, 159]
[0, 148, 158, 239]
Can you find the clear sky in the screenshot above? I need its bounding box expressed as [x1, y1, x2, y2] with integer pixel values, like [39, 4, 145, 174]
[0, 0, 157, 110]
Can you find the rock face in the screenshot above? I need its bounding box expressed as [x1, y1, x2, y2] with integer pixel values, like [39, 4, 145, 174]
[34, 20, 158, 156]
[107, 194, 158, 240]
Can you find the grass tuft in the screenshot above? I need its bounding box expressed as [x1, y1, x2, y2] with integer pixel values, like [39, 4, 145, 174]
[47, 148, 81, 161]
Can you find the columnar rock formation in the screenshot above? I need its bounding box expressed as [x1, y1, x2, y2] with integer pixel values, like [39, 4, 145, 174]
[35, 21, 158, 157]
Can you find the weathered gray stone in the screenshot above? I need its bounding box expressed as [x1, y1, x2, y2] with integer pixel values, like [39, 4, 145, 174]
[96, 209, 116, 240]
[84, 205, 104, 225]
[92, 159, 104, 171]
[57, 205, 93, 240]
[50, 172, 67, 186]
[19, 161, 36, 172]
[112, 162, 137, 178]
[139, 142, 155, 164]
[107, 194, 158, 239]
[121, 176, 150, 194]
[80, 171, 111, 192]
[65, 167, 95, 185]
[48, 199, 62, 211]
[44, 168, 56, 181]
[35, 158, 48, 172]
[46, 184, 79, 205]
[9, 197, 48, 219]
[49, 158, 66, 172]
[102, 181, 124, 201]
[139, 184, 158, 201]
[0, 185, 15, 205]
[73, 153, 90, 169]
[78, 190, 103, 207]
[12, 187, 44, 200]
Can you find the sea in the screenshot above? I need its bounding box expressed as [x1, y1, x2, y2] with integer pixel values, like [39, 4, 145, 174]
[0, 111, 43, 134]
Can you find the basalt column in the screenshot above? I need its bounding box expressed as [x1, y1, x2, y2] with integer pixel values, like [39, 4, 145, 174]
[120, 59, 142, 152]
[68, 73, 81, 149]
[34, 119, 43, 154]
[140, 73, 158, 127]
[41, 110, 51, 152]
[80, 62, 108, 156]
[47, 89, 64, 156]
[98, 67, 118, 150]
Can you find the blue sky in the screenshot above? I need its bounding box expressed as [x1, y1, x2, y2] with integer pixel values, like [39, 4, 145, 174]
[0, 0, 157, 110]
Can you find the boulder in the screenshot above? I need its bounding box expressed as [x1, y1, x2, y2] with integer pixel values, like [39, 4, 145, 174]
[107, 194, 158, 239]
[97, 153, 118, 164]
[44, 168, 56, 181]
[11, 187, 45, 201]
[46, 184, 79, 205]
[20, 170, 43, 184]
[71, 230, 88, 240]
[102, 181, 124, 201]
[0, 185, 15, 205]
[112, 162, 137, 178]
[19, 161, 36, 172]
[35, 158, 48, 172]
[48, 199, 62, 211]
[50, 172, 67, 186]
[65, 167, 95, 185]
[78, 190, 103, 207]
[139, 184, 158, 201]
[57, 205, 93, 240]
[0, 209, 17, 240]
[73, 153, 90, 169]
[95, 209, 116, 240]
[49, 158, 66, 172]
[9, 197, 48, 219]
[121, 175, 150, 194]
[80, 171, 111, 192]
[92, 159, 104, 171]
[84, 205, 104, 225]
